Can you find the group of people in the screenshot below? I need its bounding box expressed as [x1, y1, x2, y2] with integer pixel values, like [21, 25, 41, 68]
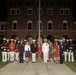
[0, 38, 74, 64]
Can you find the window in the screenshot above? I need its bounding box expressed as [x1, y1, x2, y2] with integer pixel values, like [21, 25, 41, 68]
[10, 8, 15, 15]
[10, 1, 13, 6]
[62, 20, 68, 30]
[14, 1, 17, 6]
[68, 2, 71, 6]
[63, 2, 66, 6]
[46, 1, 49, 6]
[47, 8, 53, 15]
[31, 1, 34, 6]
[18, 1, 22, 6]
[37, 20, 43, 30]
[47, 20, 53, 30]
[37, 8, 43, 15]
[60, 8, 70, 15]
[0, 24, 4, 30]
[10, 8, 20, 15]
[59, 2, 61, 6]
[50, 2, 53, 6]
[16, 8, 20, 15]
[27, 1, 29, 6]
[60, 8, 64, 15]
[27, 8, 33, 15]
[12, 23, 17, 30]
[27, 20, 32, 30]
[41, 1, 43, 6]
[36, 1, 39, 6]
[65, 8, 70, 15]
[28, 37, 33, 44]
[12, 20, 18, 30]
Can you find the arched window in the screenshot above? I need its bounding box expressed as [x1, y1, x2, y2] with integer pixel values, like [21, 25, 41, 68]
[12, 20, 18, 30]
[27, 20, 33, 30]
[47, 20, 53, 30]
[37, 20, 43, 30]
[25, 35, 33, 44]
[62, 20, 68, 30]
[0, 24, 4, 30]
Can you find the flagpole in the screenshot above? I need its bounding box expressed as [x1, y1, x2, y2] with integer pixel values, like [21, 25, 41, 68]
[38, 0, 41, 42]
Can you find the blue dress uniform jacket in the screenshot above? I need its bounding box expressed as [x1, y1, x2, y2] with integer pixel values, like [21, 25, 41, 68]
[18, 43, 24, 63]
[59, 44, 65, 64]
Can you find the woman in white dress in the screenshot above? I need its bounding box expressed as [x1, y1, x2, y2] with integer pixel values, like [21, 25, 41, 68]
[24, 42, 31, 63]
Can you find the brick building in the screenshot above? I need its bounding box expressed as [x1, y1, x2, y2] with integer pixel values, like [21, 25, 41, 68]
[0, 0, 76, 43]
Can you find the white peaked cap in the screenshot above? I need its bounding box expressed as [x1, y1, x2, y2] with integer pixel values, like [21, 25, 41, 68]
[62, 39, 65, 41]
[59, 39, 63, 42]
[54, 39, 58, 41]
[44, 38, 47, 41]
[14, 39, 17, 41]
[24, 39, 27, 41]
[66, 39, 69, 42]
[10, 39, 13, 41]
[69, 39, 73, 41]
[7, 39, 9, 41]
[3, 38, 6, 40]
[32, 39, 36, 41]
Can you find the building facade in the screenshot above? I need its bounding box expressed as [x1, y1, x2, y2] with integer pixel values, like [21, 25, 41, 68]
[0, 0, 76, 43]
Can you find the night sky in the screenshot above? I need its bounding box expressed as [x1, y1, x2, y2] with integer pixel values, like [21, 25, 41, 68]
[73, 0, 76, 21]
[0, 0, 76, 21]
[0, 0, 7, 21]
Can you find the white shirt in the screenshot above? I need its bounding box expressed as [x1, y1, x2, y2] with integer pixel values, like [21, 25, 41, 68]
[42, 43, 49, 52]
[24, 45, 31, 51]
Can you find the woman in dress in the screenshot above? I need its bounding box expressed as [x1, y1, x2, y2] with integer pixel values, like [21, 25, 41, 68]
[54, 42, 59, 63]
[37, 41, 42, 62]
[24, 42, 31, 63]
[49, 41, 54, 63]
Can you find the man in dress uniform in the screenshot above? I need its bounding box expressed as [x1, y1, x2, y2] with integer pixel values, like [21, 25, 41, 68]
[59, 40, 65, 64]
[42, 39, 49, 63]
[7, 39, 10, 61]
[64, 39, 69, 61]
[1, 38, 7, 62]
[68, 39, 74, 62]
[9, 39, 15, 61]
[18, 40, 24, 63]
[14, 40, 19, 62]
[31, 39, 37, 63]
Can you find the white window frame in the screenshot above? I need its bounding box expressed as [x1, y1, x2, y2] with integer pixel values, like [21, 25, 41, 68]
[60, 8, 64, 15]
[27, 20, 33, 31]
[62, 20, 68, 31]
[10, 8, 15, 15]
[12, 20, 18, 30]
[47, 8, 53, 15]
[27, 8, 33, 15]
[37, 8, 43, 15]
[47, 20, 53, 31]
[65, 8, 70, 15]
[16, 8, 20, 15]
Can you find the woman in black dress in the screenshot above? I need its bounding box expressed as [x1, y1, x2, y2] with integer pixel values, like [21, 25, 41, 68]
[49, 41, 54, 63]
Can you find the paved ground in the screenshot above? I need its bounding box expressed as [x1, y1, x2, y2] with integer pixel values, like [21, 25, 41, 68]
[0, 60, 76, 75]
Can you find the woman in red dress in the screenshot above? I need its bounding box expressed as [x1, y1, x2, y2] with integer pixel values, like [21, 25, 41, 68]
[37, 41, 42, 62]
[54, 42, 59, 63]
